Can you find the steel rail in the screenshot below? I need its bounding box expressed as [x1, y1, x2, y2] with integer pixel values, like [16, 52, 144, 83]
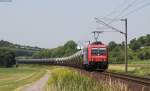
[101, 72, 150, 86]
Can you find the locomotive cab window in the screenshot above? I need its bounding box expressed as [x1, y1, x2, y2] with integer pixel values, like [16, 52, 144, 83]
[91, 48, 106, 56]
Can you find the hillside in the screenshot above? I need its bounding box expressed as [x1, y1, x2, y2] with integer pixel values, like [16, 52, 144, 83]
[0, 40, 42, 57]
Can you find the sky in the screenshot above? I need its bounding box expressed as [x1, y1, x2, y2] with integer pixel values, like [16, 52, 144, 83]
[0, 0, 150, 48]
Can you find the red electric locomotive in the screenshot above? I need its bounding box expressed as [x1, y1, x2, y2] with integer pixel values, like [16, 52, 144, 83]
[83, 41, 108, 71]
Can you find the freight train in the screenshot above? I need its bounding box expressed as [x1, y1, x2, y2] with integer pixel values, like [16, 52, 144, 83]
[17, 41, 108, 71]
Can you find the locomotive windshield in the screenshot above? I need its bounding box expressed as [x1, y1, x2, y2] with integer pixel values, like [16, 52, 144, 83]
[91, 48, 107, 56]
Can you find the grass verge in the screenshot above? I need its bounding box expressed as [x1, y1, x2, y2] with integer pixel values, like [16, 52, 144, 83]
[45, 67, 128, 91]
[108, 60, 150, 78]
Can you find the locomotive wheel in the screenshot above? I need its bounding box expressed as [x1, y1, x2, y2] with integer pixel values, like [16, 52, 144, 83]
[84, 64, 94, 71]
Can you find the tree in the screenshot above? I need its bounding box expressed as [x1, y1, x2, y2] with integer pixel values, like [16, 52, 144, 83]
[129, 38, 141, 51]
[64, 40, 77, 56]
[32, 49, 52, 58]
[0, 48, 16, 67]
[64, 40, 77, 50]
[145, 34, 150, 46]
[137, 47, 150, 60]
[51, 46, 65, 57]
[109, 45, 125, 64]
[32, 40, 78, 58]
[108, 41, 117, 51]
[0, 40, 14, 47]
[138, 36, 145, 45]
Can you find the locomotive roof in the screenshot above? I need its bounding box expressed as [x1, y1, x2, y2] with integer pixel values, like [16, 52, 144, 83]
[91, 41, 103, 45]
[88, 41, 107, 47]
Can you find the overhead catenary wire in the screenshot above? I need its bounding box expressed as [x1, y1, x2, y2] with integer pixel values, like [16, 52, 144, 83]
[97, 0, 150, 30]
[108, 0, 150, 19]
[116, 0, 139, 18]
[121, 1, 150, 17]
[98, 0, 140, 29]
[104, 0, 128, 17]
[95, 18, 125, 34]
[101, 0, 139, 21]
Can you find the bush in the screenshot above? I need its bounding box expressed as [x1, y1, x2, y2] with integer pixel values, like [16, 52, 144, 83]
[109, 45, 125, 64]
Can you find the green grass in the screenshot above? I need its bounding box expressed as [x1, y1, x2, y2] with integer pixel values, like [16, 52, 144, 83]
[0, 66, 46, 91]
[108, 60, 150, 78]
[129, 59, 150, 64]
[45, 67, 128, 91]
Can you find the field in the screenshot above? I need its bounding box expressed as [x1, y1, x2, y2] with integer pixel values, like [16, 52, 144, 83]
[108, 60, 150, 78]
[0, 65, 46, 91]
[0, 62, 149, 91]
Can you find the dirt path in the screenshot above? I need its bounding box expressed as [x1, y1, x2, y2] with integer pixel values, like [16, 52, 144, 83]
[22, 72, 50, 91]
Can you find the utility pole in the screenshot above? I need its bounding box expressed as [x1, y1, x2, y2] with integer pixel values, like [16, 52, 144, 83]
[95, 18, 128, 72]
[125, 18, 128, 72]
[121, 18, 128, 72]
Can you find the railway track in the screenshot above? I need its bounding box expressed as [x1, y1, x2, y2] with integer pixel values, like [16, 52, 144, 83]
[76, 68, 150, 91]
[72, 67, 150, 87]
[101, 71, 150, 86]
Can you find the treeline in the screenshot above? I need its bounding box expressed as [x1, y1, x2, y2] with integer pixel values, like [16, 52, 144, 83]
[109, 34, 150, 63]
[0, 40, 41, 67]
[0, 34, 149, 67]
[0, 40, 77, 67]
[32, 40, 78, 58]
[0, 40, 42, 57]
[129, 34, 150, 60]
[32, 34, 150, 63]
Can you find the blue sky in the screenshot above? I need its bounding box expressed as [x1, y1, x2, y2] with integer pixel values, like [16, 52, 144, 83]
[0, 0, 150, 48]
